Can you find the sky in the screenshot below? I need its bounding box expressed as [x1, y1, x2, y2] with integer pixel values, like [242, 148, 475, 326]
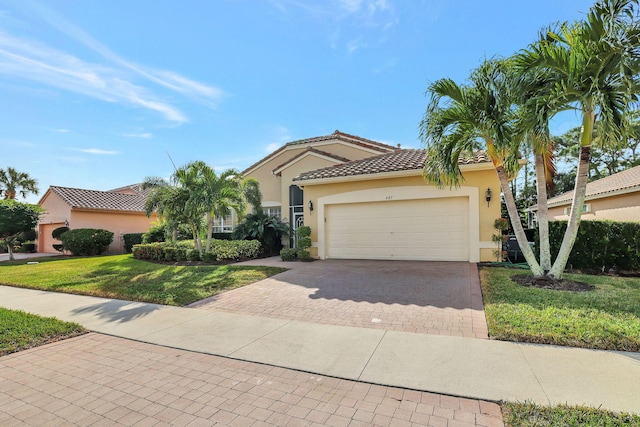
[0, 0, 595, 204]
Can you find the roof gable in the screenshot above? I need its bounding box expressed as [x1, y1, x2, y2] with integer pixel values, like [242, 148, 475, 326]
[545, 165, 640, 207]
[243, 130, 398, 175]
[43, 185, 149, 213]
[293, 149, 490, 182]
[272, 147, 351, 176]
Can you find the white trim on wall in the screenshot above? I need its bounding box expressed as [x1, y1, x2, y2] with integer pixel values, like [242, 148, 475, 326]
[316, 186, 481, 262]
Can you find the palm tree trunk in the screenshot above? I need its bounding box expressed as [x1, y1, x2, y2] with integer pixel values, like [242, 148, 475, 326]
[548, 146, 591, 278]
[205, 212, 213, 253]
[496, 166, 544, 276]
[535, 154, 551, 272]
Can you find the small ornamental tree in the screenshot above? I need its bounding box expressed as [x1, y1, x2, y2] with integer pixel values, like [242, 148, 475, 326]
[0, 200, 41, 261]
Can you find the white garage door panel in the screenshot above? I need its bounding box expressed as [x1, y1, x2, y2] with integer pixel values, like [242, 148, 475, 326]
[325, 198, 469, 261]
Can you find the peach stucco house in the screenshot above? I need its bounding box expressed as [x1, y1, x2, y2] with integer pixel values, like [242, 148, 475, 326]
[529, 165, 640, 224]
[37, 184, 157, 254]
[244, 130, 501, 262]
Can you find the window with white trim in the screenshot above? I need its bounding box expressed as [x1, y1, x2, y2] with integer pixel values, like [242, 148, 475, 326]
[563, 203, 591, 215]
[212, 214, 234, 233]
[264, 206, 282, 219]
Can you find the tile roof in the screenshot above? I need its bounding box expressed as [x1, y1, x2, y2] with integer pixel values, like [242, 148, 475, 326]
[242, 130, 398, 175]
[47, 185, 149, 212]
[294, 149, 490, 181]
[272, 147, 351, 174]
[544, 164, 640, 207]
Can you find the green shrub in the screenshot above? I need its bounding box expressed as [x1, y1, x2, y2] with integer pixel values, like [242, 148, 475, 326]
[133, 239, 261, 263]
[280, 248, 297, 261]
[296, 226, 312, 260]
[59, 228, 114, 256]
[544, 220, 640, 270]
[142, 223, 166, 243]
[20, 242, 36, 253]
[123, 233, 143, 253]
[51, 226, 69, 240]
[186, 248, 200, 261]
[17, 229, 37, 242]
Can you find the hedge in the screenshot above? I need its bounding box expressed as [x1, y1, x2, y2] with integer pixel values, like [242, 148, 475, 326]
[123, 233, 143, 253]
[59, 228, 114, 256]
[543, 220, 640, 271]
[132, 239, 261, 263]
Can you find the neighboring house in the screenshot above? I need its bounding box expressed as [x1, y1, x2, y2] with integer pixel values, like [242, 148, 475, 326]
[528, 165, 640, 225]
[37, 184, 157, 253]
[294, 148, 500, 262]
[242, 130, 399, 236]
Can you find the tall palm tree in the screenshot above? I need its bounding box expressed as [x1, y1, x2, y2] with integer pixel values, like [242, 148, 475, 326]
[516, 0, 640, 278]
[420, 58, 545, 276]
[0, 167, 39, 200]
[513, 66, 561, 273]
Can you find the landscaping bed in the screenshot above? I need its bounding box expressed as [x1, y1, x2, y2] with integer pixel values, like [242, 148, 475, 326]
[502, 401, 640, 426]
[479, 267, 640, 351]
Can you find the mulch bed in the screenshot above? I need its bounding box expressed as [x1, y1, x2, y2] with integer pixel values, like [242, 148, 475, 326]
[511, 274, 595, 292]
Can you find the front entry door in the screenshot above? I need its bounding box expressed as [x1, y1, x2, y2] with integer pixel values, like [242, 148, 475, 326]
[289, 185, 304, 248]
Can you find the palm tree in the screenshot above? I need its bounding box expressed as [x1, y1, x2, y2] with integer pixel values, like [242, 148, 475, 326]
[188, 162, 246, 253]
[420, 58, 545, 277]
[516, 0, 640, 278]
[513, 66, 561, 273]
[0, 167, 39, 200]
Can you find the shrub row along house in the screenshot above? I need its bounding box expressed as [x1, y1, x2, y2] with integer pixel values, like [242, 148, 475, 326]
[38, 130, 513, 261]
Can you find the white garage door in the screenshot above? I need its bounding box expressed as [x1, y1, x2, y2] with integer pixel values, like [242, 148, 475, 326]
[325, 197, 469, 261]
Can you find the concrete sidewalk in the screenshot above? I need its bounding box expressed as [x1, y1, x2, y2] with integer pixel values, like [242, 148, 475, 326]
[1, 285, 639, 415]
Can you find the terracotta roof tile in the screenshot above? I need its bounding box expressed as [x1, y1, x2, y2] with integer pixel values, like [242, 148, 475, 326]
[545, 164, 640, 207]
[48, 185, 149, 212]
[294, 149, 490, 181]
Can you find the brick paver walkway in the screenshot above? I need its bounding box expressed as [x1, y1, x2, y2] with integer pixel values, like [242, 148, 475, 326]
[193, 259, 489, 339]
[0, 333, 504, 426]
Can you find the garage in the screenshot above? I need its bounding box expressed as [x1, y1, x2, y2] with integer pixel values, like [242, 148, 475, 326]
[38, 223, 64, 253]
[325, 197, 469, 261]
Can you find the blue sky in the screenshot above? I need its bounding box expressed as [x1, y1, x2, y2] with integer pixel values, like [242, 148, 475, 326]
[1, 0, 594, 204]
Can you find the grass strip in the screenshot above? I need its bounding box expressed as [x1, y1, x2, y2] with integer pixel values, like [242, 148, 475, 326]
[0, 307, 85, 356]
[480, 267, 640, 351]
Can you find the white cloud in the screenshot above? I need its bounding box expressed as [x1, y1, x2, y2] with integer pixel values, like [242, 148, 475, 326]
[77, 148, 120, 155]
[0, 1, 226, 123]
[264, 142, 281, 153]
[122, 132, 153, 139]
[52, 128, 69, 133]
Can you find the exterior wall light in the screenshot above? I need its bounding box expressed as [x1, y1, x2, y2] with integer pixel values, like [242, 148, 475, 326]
[485, 188, 492, 207]
[308, 200, 313, 212]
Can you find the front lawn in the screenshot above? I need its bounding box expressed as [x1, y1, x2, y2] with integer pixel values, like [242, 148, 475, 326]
[0, 254, 286, 306]
[0, 307, 85, 356]
[502, 401, 640, 427]
[479, 267, 640, 351]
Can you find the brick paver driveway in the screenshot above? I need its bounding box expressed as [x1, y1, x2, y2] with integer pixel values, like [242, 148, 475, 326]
[192, 259, 488, 339]
[0, 334, 504, 426]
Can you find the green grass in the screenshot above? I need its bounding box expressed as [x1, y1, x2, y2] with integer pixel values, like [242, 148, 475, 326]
[503, 402, 640, 426]
[0, 254, 286, 306]
[480, 267, 640, 351]
[0, 307, 85, 356]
